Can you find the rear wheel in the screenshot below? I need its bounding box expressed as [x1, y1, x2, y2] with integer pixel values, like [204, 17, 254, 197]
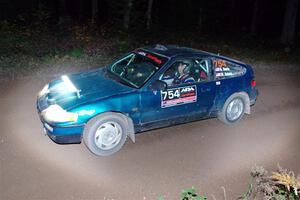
[83, 113, 128, 156]
[218, 93, 246, 124]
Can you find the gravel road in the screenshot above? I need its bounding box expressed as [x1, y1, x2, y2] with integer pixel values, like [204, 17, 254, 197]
[0, 65, 299, 200]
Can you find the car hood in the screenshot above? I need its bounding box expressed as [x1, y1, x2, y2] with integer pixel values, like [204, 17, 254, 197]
[46, 68, 135, 110]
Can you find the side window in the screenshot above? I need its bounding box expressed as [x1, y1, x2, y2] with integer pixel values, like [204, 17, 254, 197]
[213, 58, 246, 80]
[111, 53, 134, 74]
[160, 58, 210, 87]
[193, 58, 210, 82]
[160, 59, 194, 87]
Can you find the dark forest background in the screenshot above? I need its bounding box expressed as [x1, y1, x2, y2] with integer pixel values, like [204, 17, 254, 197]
[0, 0, 300, 79]
[1, 0, 299, 44]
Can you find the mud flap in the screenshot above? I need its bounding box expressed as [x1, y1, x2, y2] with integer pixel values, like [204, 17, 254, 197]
[126, 116, 135, 143]
[239, 92, 250, 115]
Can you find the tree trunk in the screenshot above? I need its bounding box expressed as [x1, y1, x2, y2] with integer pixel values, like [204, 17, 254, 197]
[250, 0, 259, 36]
[281, 0, 299, 45]
[78, 0, 84, 21]
[58, 0, 67, 17]
[92, 0, 98, 20]
[195, 0, 204, 31]
[229, 0, 236, 29]
[198, 8, 203, 30]
[37, 0, 43, 10]
[123, 0, 134, 30]
[146, 0, 154, 29]
[58, 0, 72, 27]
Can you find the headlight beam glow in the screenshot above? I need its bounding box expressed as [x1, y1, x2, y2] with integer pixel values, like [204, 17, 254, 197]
[61, 75, 81, 98]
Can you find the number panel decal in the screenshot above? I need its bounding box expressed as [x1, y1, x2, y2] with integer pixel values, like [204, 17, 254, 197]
[161, 85, 197, 108]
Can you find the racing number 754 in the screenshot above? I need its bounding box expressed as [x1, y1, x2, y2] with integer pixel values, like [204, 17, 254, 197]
[161, 89, 180, 100]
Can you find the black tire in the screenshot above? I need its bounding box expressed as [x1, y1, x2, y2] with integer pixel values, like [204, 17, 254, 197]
[218, 93, 246, 125]
[83, 113, 128, 156]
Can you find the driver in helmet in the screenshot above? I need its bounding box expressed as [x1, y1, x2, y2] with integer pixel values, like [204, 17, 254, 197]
[173, 61, 195, 85]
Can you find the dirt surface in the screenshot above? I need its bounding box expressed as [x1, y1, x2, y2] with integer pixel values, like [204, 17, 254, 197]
[0, 65, 299, 200]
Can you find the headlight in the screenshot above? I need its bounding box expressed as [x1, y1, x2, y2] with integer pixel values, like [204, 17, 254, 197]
[38, 84, 49, 97]
[41, 104, 78, 123]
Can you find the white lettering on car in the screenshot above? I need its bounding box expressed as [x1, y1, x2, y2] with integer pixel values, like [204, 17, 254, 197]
[161, 85, 197, 108]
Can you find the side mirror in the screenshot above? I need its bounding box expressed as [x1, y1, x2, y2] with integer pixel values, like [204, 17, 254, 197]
[149, 80, 167, 91]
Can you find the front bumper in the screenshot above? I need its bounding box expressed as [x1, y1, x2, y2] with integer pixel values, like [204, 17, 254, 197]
[43, 122, 84, 144]
[37, 99, 84, 144]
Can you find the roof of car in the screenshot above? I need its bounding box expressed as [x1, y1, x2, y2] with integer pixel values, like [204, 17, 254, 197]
[139, 44, 247, 66]
[140, 44, 214, 58]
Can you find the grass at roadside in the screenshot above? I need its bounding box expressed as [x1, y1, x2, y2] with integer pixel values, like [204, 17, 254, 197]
[158, 165, 299, 200]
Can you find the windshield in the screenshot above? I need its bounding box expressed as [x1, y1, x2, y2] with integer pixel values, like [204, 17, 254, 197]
[107, 51, 167, 88]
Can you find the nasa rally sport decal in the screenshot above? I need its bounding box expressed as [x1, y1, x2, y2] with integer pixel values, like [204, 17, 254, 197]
[161, 85, 197, 108]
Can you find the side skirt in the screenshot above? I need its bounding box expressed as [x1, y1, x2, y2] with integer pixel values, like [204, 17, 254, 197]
[135, 113, 215, 133]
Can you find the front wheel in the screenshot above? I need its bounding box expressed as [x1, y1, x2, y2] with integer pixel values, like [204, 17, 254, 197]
[218, 93, 246, 125]
[83, 113, 128, 156]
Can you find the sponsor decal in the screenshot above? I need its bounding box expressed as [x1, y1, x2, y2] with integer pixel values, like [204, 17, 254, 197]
[146, 54, 162, 64]
[213, 60, 227, 68]
[161, 85, 197, 108]
[214, 59, 233, 78]
[215, 66, 234, 78]
[216, 72, 224, 77]
[224, 72, 233, 76]
[137, 51, 162, 65]
[216, 71, 233, 78]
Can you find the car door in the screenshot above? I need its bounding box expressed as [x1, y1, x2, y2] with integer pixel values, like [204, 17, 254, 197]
[139, 57, 216, 126]
[192, 57, 216, 115]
